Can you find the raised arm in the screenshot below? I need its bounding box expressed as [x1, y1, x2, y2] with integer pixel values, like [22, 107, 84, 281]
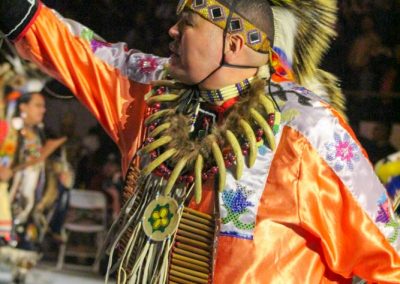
[0, 0, 169, 172]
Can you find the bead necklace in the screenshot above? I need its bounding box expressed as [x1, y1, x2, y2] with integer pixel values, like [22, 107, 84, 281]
[140, 76, 281, 203]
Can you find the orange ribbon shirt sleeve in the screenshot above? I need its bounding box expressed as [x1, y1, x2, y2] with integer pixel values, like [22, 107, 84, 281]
[14, 4, 152, 171]
[298, 136, 400, 283]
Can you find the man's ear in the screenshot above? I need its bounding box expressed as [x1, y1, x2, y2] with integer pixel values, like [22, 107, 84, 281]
[224, 33, 245, 58]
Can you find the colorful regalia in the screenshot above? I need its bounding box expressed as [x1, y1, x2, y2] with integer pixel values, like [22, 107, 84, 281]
[1, 0, 400, 283]
[0, 66, 21, 242]
[376, 152, 400, 218]
[0, 85, 44, 283]
[0, 117, 15, 241]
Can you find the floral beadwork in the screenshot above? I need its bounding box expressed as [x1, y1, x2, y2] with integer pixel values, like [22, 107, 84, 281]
[90, 39, 109, 53]
[80, 28, 94, 41]
[142, 196, 179, 242]
[137, 57, 160, 74]
[147, 203, 174, 233]
[385, 219, 400, 244]
[325, 132, 360, 172]
[376, 194, 391, 224]
[376, 194, 400, 244]
[222, 183, 255, 232]
[127, 54, 164, 83]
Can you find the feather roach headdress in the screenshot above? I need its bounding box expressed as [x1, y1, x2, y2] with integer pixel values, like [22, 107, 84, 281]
[269, 0, 346, 118]
[177, 0, 346, 116]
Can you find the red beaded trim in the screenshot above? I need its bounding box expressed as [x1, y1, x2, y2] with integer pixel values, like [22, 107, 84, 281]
[144, 86, 276, 185]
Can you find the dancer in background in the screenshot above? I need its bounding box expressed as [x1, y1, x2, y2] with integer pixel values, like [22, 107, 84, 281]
[0, 71, 68, 282]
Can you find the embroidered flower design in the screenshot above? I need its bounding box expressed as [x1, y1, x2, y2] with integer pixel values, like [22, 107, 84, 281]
[90, 39, 109, 53]
[80, 28, 94, 41]
[325, 132, 360, 171]
[223, 188, 252, 214]
[376, 195, 390, 224]
[127, 55, 163, 83]
[376, 194, 400, 243]
[386, 219, 400, 244]
[137, 57, 159, 74]
[147, 204, 173, 233]
[222, 183, 255, 231]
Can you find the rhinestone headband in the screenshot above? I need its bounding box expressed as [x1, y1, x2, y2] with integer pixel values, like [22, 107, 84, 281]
[177, 0, 271, 54]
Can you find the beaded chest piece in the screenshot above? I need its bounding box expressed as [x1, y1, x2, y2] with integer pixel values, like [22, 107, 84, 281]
[105, 71, 281, 284]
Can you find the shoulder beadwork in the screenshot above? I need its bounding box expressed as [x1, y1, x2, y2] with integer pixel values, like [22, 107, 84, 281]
[270, 81, 400, 251]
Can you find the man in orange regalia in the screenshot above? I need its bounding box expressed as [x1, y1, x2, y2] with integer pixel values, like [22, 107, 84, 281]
[1, 0, 400, 283]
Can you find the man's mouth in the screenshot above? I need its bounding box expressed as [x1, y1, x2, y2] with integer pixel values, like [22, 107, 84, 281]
[169, 42, 181, 66]
[169, 42, 180, 57]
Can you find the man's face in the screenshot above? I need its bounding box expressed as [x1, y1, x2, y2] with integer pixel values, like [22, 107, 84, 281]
[168, 11, 224, 85]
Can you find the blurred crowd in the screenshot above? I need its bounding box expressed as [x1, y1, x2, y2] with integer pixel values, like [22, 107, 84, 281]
[323, 0, 400, 93]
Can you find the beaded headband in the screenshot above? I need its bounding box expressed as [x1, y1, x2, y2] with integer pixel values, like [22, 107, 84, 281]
[176, 0, 271, 54]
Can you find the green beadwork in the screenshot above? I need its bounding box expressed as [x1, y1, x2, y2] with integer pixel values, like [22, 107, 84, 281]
[222, 209, 255, 231]
[222, 186, 255, 231]
[147, 204, 173, 233]
[385, 218, 400, 244]
[81, 28, 94, 41]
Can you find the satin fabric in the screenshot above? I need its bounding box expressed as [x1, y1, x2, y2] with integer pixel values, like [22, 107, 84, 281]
[13, 4, 400, 283]
[208, 127, 400, 283]
[16, 4, 150, 174]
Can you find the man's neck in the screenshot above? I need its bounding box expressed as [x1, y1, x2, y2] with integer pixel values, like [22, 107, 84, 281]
[198, 66, 258, 90]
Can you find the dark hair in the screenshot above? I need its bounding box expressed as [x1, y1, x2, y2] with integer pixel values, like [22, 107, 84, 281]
[17, 91, 43, 105]
[15, 92, 44, 118]
[223, 0, 275, 47]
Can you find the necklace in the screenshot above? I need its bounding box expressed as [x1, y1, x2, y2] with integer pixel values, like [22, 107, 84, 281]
[140, 76, 280, 203]
[105, 75, 281, 284]
[198, 77, 255, 104]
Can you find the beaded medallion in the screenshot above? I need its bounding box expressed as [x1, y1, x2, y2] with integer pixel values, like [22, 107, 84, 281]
[143, 196, 180, 242]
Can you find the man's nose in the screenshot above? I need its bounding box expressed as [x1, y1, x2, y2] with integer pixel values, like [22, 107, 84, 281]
[168, 23, 180, 39]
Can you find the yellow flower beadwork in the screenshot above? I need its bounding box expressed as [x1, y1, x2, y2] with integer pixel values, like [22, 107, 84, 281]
[148, 204, 173, 233]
